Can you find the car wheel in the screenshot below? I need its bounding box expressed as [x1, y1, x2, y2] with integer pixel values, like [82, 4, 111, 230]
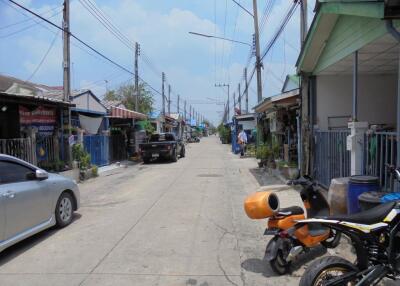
[55, 192, 74, 228]
[143, 158, 150, 164]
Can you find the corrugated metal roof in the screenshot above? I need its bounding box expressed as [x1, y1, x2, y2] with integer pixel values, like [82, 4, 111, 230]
[0, 74, 71, 105]
[101, 99, 126, 110]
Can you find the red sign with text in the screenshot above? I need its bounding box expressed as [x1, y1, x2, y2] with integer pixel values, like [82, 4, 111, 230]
[19, 106, 56, 135]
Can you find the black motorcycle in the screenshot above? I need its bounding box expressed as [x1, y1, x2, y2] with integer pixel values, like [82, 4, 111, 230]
[298, 167, 400, 286]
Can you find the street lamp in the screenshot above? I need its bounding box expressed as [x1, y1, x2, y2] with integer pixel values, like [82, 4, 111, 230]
[189, 31, 252, 47]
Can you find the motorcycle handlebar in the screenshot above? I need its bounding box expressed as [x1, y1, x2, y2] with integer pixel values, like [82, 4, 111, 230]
[386, 164, 400, 182]
[287, 177, 313, 186]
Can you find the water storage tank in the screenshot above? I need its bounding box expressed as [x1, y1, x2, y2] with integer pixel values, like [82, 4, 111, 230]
[348, 176, 379, 214]
[358, 191, 384, 211]
[328, 177, 349, 215]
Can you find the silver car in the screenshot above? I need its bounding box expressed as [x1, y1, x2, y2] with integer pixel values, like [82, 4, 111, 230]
[0, 154, 80, 252]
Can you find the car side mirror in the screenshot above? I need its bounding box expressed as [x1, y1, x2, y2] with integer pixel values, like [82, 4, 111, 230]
[35, 169, 48, 180]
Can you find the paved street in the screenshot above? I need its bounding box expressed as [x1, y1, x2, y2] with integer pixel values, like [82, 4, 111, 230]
[0, 137, 317, 286]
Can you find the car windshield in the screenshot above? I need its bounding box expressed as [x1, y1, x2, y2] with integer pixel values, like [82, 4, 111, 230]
[150, 134, 174, 142]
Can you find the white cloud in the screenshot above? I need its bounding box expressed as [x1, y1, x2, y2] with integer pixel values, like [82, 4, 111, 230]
[0, 0, 311, 125]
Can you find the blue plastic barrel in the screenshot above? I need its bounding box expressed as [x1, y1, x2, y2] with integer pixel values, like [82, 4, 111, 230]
[348, 176, 379, 214]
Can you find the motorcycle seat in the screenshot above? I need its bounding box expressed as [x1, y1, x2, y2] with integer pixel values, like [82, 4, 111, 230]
[329, 202, 396, 225]
[277, 206, 304, 216]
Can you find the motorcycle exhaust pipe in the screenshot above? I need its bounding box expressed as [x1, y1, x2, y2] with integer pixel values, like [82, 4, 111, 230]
[244, 191, 280, 219]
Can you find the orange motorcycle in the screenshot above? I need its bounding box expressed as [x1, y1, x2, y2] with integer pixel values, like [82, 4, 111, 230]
[244, 176, 341, 275]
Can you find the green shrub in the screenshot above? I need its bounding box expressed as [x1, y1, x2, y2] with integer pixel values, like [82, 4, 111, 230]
[72, 144, 91, 170]
[217, 124, 231, 143]
[91, 165, 99, 177]
[256, 144, 271, 160]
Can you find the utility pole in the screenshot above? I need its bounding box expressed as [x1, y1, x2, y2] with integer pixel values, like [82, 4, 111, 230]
[63, 0, 71, 103]
[215, 83, 230, 121]
[189, 105, 192, 120]
[168, 84, 171, 115]
[238, 83, 241, 113]
[63, 0, 71, 163]
[177, 94, 180, 114]
[300, 0, 308, 46]
[245, 68, 249, 114]
[233, 92, 236, 112]
[135, 42, 140, 111]
[162, 72, 165, 115]
[252, 0, 263, 103]
[184, 100, 187, 121]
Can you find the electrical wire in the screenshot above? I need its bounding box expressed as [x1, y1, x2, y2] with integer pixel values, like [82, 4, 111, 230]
[0, 9, 62, 38]
[25, 29, 61, 81]
[235, 1, 299, 107]
[79, 0, 163, 79]
[0, 4, 62, 30]
[224, 0, 240, 84]
[261, 1, 298, 61]
[259, 0, 275, 35]
[79, 0, 188, 110]
[6, 0, 167, 102]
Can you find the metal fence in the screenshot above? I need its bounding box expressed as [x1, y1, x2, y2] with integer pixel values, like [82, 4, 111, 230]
[364, 132, 397, 192]
[83, 135, 109, 166]
[314, 130, 351, 188]
[36, 135, 59, 165]
[109, 135, 127, 162]
[0, 137, 36, 164]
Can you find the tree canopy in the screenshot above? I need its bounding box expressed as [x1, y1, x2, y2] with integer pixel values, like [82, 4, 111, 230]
[104, 83, 154, 115]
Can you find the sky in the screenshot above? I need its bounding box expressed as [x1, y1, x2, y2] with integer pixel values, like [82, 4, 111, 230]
[0, 0, 316, 125]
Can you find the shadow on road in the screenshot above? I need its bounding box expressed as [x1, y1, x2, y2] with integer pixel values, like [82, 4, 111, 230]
[241, 245, 327, 277]
[0, 213, 82, 266]
[249, 168, 283, 187]
[142, 157, 184, 165]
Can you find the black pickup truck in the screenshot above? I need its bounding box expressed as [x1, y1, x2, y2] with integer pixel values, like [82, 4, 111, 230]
[139, 133, 185, 163]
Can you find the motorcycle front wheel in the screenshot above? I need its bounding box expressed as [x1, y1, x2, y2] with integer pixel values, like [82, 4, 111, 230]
[266, 237, 292, 275]
[299, 256, 358, 286]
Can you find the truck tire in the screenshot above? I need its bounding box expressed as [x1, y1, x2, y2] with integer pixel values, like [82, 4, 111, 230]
[180, 146, 185, 158]
[171, 150, 178, 162]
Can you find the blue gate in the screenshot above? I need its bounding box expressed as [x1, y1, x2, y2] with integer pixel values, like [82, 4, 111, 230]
[83, 135, 109, 166]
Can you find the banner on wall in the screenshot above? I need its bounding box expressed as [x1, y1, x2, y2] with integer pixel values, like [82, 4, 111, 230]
[19, 106, 56, 136]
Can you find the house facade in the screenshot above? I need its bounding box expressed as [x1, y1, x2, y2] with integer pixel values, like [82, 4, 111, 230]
[254, 75, 300, 164]
[0, 74, 72, 168]
[297, 0, 400, 189]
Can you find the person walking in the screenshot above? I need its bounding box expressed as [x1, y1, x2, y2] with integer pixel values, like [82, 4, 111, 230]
[238, 128, 247, 157]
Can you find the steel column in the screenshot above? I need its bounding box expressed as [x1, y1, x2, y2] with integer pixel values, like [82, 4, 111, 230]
[353, 51, 358, 121]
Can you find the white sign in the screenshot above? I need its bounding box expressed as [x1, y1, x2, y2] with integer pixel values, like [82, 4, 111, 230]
[68, 135, 75, 146]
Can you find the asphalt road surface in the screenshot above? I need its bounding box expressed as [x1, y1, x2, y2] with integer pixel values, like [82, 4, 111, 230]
[0, 137, 324, 286]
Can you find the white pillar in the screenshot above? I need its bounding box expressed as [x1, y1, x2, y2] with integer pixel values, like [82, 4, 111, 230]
[347, 121, 368, 175]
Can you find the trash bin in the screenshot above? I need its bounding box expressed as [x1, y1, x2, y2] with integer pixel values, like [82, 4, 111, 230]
[358, 191, 384, 211]
[348, 176, 379, 214]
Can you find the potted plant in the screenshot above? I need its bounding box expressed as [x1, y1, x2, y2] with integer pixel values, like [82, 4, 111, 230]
[72, 144, 97, 180]
[277, 161, 299, 179]
[287, 161, 299, 179]
[256, 144, 272, 168]
[269, 139, 280, 169]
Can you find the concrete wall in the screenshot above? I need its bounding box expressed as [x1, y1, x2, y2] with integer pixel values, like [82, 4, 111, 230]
[315, 74, 397, 130]
[73, 93, 107, 113]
